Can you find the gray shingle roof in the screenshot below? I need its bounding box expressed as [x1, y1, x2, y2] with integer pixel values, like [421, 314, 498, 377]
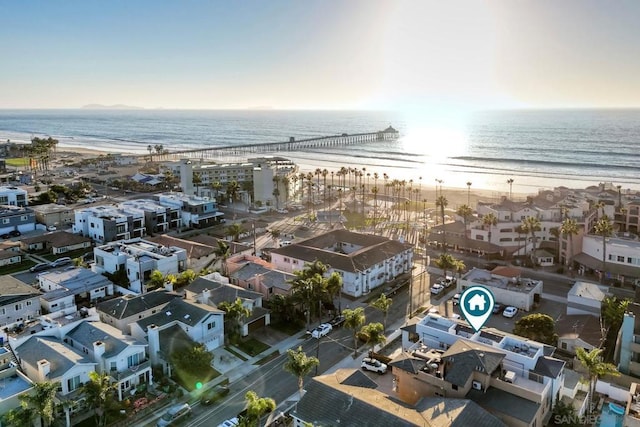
[185, 277, 225, 294]
[467, 387, 540, 423]
[66, 321, 145, 358]
[21, 231, 92, 248]
[533, 356, 565, 379]
[158, 324, 194, 356]
[205, 284, 263, 306]
[97, 289, 181, 320]
[0, 275, 41, 307]
[16, 336, 95, 379]
[231, 263, 271, 281]
[389, 353, 425, 375]
[415, 397, 507, 427]
[442, 341, 505, 387]
[135, 298, 223, 330]
[270, 229, 413, 273]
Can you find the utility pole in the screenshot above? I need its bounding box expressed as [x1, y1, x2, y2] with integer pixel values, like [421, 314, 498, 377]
[252, 220, 257, 256]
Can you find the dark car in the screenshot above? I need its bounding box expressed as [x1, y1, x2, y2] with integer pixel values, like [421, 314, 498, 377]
[0, 234, 10, 239]
[30, 263, 52, 273]
[492, 303, 505, 314]
[329, 315, 346, 328]
[200, 385, 230, 405]
[9, 230, 21, 237]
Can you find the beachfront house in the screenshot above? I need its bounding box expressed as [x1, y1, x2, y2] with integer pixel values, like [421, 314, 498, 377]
[269, 229, 414, 298]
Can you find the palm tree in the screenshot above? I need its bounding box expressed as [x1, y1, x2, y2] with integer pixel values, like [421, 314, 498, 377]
[322, 169, 328, 212]
[213, 240, 231, 275]
[360, 322, 386, 354]
[434, 253, 458, 279]
[239, 391, 276, 427]
[481, 212, 498, 253]
[325, 271, 343, 314]
[371, 294, 392, 332]
[521, 216, 542, 266]
[560, 218, 579, 275]
[283, 346, 319, 399]
[436, 195, 448, 250]
[19, 381, 60, 427]
[507, 178, 514, 200]
[219, 297, 252, 344]
[576, 347, 620, 414]
[457, 204, 473, 251]
[148, 269, 165, 290]
[371, 186, 379, 234]
[226, 180, 240, 204]
[211, 181, 223, 204]
[192, 172, 203, 196]
[269, 228, 281, 246]
[466, 181, 472, 205]
[343, 307, 365, 358]
[226, 223, 243, 242]
[82, 371, 117, 427]
[594, 215, 614, 283]
[147, 144, 153, 162]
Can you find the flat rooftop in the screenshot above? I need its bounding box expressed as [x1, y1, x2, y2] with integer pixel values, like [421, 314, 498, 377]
[0, 372, 32, 400]
[462, 268, 541, 294]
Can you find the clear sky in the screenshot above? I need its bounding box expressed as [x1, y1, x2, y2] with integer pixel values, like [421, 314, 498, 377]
[1, 0, 639, 110]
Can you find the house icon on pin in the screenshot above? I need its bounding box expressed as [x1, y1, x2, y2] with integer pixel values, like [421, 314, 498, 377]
[468, 294, 486, 311]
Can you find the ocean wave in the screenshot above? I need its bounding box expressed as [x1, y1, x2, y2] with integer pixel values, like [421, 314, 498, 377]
[451, 156, 640, 171]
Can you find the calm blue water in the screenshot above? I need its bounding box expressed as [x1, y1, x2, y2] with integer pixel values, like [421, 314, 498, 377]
[597, 404, 624, 427]
[1, 108, 640, 193]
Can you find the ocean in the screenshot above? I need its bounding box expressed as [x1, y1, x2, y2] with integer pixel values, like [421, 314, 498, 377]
[1, 108, 639, 196]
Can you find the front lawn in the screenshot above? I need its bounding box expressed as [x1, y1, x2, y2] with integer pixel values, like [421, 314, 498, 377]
[40, 248, 90, 262]
[172, 365, 220, 392]
[0, 260, 36, 275]
[235, 337, 270, 357]
[5, 158, 28, 167]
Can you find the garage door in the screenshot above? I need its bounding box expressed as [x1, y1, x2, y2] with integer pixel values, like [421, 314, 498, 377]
[248, 316, 266, 333]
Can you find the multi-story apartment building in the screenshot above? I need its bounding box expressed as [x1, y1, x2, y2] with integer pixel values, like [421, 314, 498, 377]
[0, 186, 28, 207]
[171, 156, 299, 207]
[31, 203, 75, 228]
[73, 205, 145, 244]
[0, 205, 36, 236]
[92, 238, 187, 293]
[270, 230, 414, 298]
[118, 198, 181, 234]
[155, 192, 223, 228]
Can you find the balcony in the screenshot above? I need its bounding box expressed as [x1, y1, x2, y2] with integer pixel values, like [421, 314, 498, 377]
[631, 336, 640, 354]
[111, 360, 151, 381]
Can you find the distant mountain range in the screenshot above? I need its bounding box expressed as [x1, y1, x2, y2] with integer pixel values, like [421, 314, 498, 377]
[82, 104, 145, 110]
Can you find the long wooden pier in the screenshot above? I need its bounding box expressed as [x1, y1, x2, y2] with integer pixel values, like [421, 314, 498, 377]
[145, 126, 399, 161]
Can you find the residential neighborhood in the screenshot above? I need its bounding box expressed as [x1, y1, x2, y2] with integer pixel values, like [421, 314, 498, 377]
[1, 149, 640, 427]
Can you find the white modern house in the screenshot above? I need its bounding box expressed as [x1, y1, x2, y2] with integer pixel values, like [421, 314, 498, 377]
[92, 238, 187, 293]
[0, 186, 28, 207]
[73, 205, 145, 244]
[155, 192, 224, 228]
[269, 230, 414, 298]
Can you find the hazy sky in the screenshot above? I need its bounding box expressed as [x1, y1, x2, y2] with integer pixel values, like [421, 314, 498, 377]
[1, 0, 639, 110]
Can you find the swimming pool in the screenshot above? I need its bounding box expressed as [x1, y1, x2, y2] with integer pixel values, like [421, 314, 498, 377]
[597, 404, 624, 427]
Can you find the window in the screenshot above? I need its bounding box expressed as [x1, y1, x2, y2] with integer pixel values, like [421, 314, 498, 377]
[127, 352, 142, 368]
[15, 303, 23, 311]
[0, 308, 5, 315]
[26, 301, 32, 306]
[67, 375, 81, 392]
[2, 219, 9, 224]
[207, 321, 216, 330]
[452, 384, 458, 390]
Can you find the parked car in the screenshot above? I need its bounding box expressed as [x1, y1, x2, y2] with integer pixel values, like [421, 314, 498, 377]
[492, 303, 505, 314]
[50, 257, 72, 268]
[311, 323, 333, 339]
[280, 240, 292, 247]
[276, 208, 289, 214]
[46, 225, 57, 231]
[157, 403, 191, 427]
[9, 230, 21, 237]
[217, 418, 239, 427]
[430, 283, 445, 295]
[0, 234, 10, 239]
[452, 293, 460, 305]
[201, 385, 230, 405]
[361, 357, 388, 374]
[30, 263, 51, 273]
[329, 315, 346, 328]
[502, 306, 518, 318]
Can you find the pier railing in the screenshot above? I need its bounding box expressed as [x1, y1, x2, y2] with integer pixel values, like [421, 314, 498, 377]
[144, 127, 399, 161]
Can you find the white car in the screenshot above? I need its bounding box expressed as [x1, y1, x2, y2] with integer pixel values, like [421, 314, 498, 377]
[217, 418, 239, 427]
[276, 208, 289, 214]
[47, 225, 57, 231]
[280, 240, 292, 247]
[502, 306, 519, 318]
[361, 357, 387, 374]
[452, 294, 461, 305]
[311, 323, 333, 339]
[430, 284, 445, 295]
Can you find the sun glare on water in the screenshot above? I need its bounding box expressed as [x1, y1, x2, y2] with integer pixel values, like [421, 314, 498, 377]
[401, 127, 469, 160]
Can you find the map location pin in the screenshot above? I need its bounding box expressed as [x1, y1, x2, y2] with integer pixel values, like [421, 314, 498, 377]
[459, 286, 495, 332]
